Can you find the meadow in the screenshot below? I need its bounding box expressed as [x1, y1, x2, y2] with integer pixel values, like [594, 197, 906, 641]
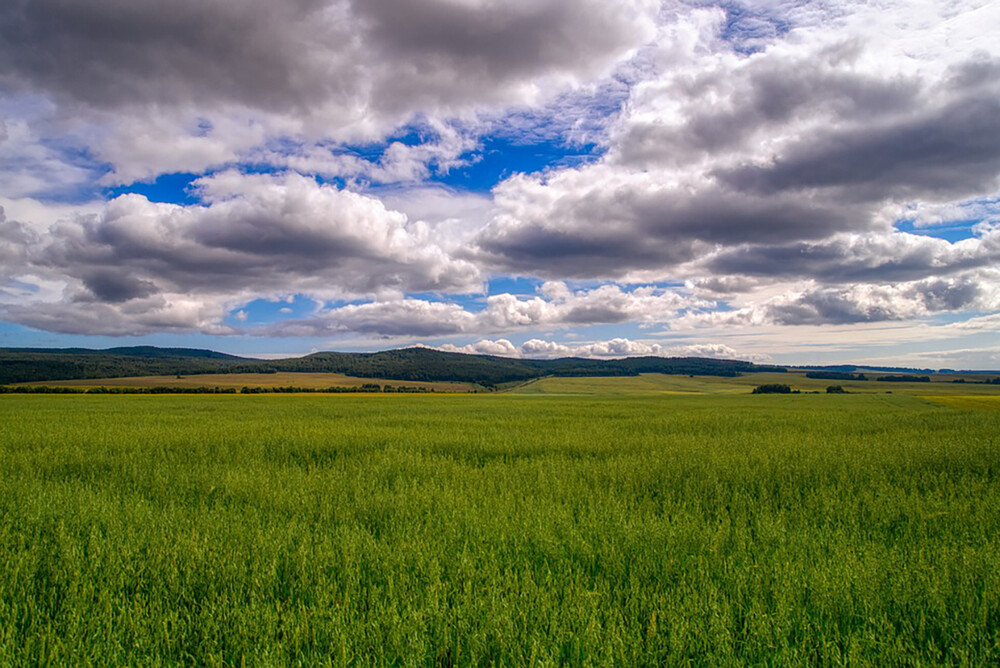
[15, 372, 477, 393]
[1, 392, 999, 665]
[512, 371, 1000, 396]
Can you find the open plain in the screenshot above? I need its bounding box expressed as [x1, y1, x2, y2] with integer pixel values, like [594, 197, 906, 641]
[2, 391, 998, 665]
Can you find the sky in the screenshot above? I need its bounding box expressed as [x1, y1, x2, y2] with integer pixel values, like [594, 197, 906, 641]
[1, 0, 999, 368]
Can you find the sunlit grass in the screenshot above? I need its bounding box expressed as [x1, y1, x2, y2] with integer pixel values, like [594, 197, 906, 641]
[15, 372, 476, 392]
[514, 371, 1000, 396]
[922, 395, 1000, 410]
[1, 393, 998, 665]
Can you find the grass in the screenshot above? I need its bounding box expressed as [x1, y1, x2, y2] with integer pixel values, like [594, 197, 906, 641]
[922, 395, 1000, 410]
[15, 372, 476, 393]
[512, 371, 1000, 396]
[1, 392, 999, 665]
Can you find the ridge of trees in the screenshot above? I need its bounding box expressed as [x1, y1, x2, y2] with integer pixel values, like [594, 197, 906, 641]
[0, 346, 787, 387]
[805, 371, 867, 381]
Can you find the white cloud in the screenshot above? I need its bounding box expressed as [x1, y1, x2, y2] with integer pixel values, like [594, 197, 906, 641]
[1, 172, 482, 335]
[0, 0, 659, 183]
[1, 0, 999, 366]
[471, 1, 1000, 284]
[0, 112, 99, 199]
[259, 282, 709, 339]
[438, 336, 769, 361]
[438, 338, 520, 356]
[675, 271, 1000, 329]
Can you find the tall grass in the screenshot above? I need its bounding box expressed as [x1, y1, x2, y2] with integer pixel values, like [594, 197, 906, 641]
[1, 393, 998, 665]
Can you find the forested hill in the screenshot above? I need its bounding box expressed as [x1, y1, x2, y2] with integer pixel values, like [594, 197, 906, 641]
[0, 347, 256, 385]
[0, 346, 786, 386]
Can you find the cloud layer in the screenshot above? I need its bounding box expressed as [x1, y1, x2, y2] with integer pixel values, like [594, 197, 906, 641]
[1, 0, 998, 363]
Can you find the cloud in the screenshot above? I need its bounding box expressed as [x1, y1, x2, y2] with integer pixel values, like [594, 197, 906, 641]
[255, 122, 481, 187]
[716, 88, 1000, 203]
[0, 111, 100, 200]
[0, 0, 658, 182]
[1, 172, 482, 334]
[469, 2, 1000, 285]
[679, 272, 999, 328]
[353, 0, 657, 114]
[2, 0, 999, 362]
[437, 338, 520, 356]
[261, 282, 708, 339]
[439, 336, 769, 361]
[472, 169, 872, 278]
[0, 207, 33, 274]
[949, 312, 1000, 332]
[704, 228, 1000, 284]
[899, 195, 1000, 229]
[3, 292, 237, 336]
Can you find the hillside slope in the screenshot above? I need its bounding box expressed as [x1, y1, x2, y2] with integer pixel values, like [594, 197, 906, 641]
[1, 346, 786, 386]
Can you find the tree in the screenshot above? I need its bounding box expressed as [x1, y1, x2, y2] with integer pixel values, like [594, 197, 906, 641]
[752, 384, 792, 394]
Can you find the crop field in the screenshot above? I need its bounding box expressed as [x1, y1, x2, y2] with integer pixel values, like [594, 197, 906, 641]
[14, 372, 477, 393]
[1, 392, 999, 665]
[513, 371, 1000, 396]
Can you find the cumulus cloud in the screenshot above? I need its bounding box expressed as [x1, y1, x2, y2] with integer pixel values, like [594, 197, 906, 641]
[438, 336, 768, 361]
[4, 296, 236, 337]
[353, 0, 657, 114]
[437, 338, 520, 357]
[473, 169, 873, 278]
[260, 282, 711, 339]
[679, 272, 1000, 328]
[0, 0, 657, 182]
[1, 172, 481, 334]
[1, 0, 999, 362]
[716, 88, 1000, 203]
[0, 109, 100, 199]
[469, 1, 1000, 286]
[704, 228, 1000, 284]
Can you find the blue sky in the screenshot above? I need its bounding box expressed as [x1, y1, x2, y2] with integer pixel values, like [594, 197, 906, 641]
[1, 0, 999, 368]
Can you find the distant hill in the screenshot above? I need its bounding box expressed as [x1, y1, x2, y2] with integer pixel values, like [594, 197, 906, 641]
[4, 346, 243, 360]
[793, 364, 937, 374]
[0, 347, 254, 385]
[263, 348, 785, 386]
[0, 345, 786, 387]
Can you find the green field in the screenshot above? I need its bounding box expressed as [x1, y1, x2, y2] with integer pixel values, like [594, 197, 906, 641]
[15, 372, 477, 393]
[512, 371, 1000, 396]
[2, 393, 999, 665]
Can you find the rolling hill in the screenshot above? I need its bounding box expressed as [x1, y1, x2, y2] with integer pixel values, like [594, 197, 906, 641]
[0, 346, 787, 386]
